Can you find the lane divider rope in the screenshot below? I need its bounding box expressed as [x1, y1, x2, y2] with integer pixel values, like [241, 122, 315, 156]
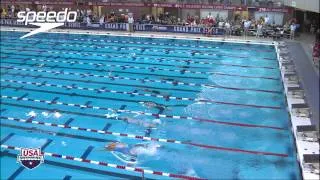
[1, 65, 282, 94]
[2, 44, 277, 69]
[1, 51, 279, 80]
[2, 36, 275, 53]
[5, 56, 278, 78]
[2, 50, 276, 70]
[1, 79, 282, 109]
[1, 95, 285, 130]
[0, 144, 204, 180]
[0, 116, 288, 157]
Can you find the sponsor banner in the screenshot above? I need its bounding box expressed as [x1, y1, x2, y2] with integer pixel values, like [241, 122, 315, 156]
[1, 19, 225, 35]
[258, 7, 289, 13]
[33, 1, 74, 5]
[0, 19, 25, 26]
[0, 0, 33, 4]
[1, 0, 73, 5]
[93, 2, 247, 10]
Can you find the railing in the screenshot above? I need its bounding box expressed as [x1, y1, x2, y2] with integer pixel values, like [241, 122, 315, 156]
[0, 19, 226, 35]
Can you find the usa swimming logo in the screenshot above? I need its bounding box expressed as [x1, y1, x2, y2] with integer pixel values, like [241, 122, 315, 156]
[17, 148, 44, 169]
[17, 8, 77, 39]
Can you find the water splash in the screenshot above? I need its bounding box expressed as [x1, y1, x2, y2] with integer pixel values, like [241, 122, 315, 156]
[53, 111, 62, 118]
[130, 143, 161, 156]
[26, 111, 37, 117]
[41, 111, 50, 117]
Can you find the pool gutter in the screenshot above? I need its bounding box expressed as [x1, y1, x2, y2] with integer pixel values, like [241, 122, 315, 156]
[275, 43, 319, 180]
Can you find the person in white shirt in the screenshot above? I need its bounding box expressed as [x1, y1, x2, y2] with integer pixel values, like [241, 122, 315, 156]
[290, 23, 296, 40]
[218, 21, 224, 28]
[86, 16, 91, 25]
[10, 5, 14, 17]
[42, 4, 47, 12]
[256, 23, 263, 37]
[99, 16, 105, 25]
[191, 20, 197, 26]
[264, 15, 269, 25]
[207, 13, 213, 20]
[224, 21, 231, 36]
[128, 14, 134, 32]
[244, 20, 251, 37]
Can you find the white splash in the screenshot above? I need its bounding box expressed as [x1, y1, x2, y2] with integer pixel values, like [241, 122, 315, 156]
[152, 119, 162, 125]
[26, 111, 37, 117]
[54, 112, 62, 118]
[41, 111, 50, 117]
[185, 168, 198, 177]
[61, 141, 67, 146]
[105, 113, 118, 119]
[130, 143, 160, 156]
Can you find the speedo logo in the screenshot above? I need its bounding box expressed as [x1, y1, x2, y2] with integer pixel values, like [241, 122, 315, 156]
[17, 8, 77, 39]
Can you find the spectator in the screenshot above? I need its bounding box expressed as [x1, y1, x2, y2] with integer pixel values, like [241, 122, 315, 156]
[290, 22, 296, 40]
[86, 16, 91, 25]
[10, 4, 14, 18]
[207, 12, 213, 19]
[42, 4, 47, 12]
[99, 16, 105, 25]
[218, 20, 224, 28]
[264, 15, 269, 25]
[256, 22, 263, 38]
[224, 20, 231, 37]
[128, 13, 134, 33]
[244, 19, 251, 37]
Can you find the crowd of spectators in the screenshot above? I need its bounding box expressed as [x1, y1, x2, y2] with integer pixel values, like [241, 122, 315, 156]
[1, 4, 319, 39]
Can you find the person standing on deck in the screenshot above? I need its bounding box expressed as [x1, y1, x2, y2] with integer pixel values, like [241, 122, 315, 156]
[224, 20, 231, 37]
[290, 22, 296, 40]
[128, 13, 134, 33]
[256, 22, 263, 38]
[244, 19, 251, 39]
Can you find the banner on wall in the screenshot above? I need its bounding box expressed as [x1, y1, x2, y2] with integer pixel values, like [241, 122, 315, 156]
[1, 19, 225, 35]
[257, 8, 289, 13]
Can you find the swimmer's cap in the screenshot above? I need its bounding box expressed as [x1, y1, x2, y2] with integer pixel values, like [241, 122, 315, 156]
[106, 143, 117, 151]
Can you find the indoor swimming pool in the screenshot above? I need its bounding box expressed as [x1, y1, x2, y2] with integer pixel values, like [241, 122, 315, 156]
[0, 31, 301, 179]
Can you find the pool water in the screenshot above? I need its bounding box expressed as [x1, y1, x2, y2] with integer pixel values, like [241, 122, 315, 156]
[0, 31, 301, 179]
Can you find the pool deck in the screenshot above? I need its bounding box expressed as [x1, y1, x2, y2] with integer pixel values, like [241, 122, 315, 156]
[275, 45, 319, 180]
[286, 42, 319, 126]
[1, 25, 319, 179]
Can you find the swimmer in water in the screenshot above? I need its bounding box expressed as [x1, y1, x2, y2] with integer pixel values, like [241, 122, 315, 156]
[139, 101, 167, 113]
[27, 127, 56, 136]
[105, 142, 161, 157]
[140, 88, 170, 98]
[36, 63, 45, 67]
[122, 117, 161, 129]
[141, 88, 161, 95]
[161, 77, 176, 82]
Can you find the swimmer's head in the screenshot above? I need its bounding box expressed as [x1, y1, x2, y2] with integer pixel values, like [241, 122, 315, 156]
[106, 143, 117, 151]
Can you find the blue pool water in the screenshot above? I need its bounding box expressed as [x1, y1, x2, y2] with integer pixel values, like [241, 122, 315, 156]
[0, 31, 301, 179]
